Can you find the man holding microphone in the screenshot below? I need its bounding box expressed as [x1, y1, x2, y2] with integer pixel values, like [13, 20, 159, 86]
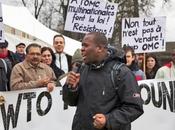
[63, 32, 143, 130]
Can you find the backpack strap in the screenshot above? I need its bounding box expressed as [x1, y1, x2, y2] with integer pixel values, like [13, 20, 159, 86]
[0, 59, 8, 91]
[111, 62, 124, 90]
[1, 59, 8, 73]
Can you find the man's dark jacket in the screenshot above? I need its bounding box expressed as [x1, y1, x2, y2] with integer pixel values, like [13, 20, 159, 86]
[63, 48, 144, 130]
[0, 50, 19, 91]
[66, 53, 72, 71]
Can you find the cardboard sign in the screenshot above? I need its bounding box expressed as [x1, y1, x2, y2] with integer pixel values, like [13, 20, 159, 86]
[64, 0, 118, 38]
[0, 3, 5, 42]
[122, 17, 166, 53]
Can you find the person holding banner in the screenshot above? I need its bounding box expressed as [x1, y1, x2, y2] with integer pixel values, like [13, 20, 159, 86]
[63, 32, 143, 130]
[10, 43, 56, 91]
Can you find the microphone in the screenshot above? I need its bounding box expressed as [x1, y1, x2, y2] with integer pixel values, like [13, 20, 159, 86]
[68, 62, 81, 89]
[64, 62, 81, 110]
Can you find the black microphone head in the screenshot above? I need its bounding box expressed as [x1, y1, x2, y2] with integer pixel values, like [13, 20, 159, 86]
[72, 62, 81, 73]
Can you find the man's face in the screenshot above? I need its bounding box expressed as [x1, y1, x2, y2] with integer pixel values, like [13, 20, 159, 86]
[53, 37, 65, 53]
[81, 34, 99, 64]
[126, 51, 135, 66]
[26, 47, 41, 66]
[16, 45, 25, 54]
[0, 47, 7, 53]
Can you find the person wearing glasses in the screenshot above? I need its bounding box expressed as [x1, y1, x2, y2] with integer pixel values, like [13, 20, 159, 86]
[10, 43, 56, 91]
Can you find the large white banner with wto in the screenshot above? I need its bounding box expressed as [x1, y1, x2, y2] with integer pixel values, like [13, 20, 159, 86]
[0, 79, 175, 130]
[0, 87, 75, 130]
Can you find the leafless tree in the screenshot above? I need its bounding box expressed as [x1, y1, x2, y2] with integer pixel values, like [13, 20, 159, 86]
[21, 0, 45, 19]
[19, 0, 171, 43]
[105, 0, 156, 45]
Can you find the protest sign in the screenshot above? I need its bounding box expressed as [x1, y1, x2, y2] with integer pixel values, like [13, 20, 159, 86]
[64, 0, 118, 38]
[122, 17, 166, 53]
[0, 3, 4, 42]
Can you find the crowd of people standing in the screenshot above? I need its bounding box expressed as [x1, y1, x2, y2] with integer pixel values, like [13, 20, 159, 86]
[1, 32, 175, 130]
[0, 34, 72, 91]
[1, 33, 175, 91]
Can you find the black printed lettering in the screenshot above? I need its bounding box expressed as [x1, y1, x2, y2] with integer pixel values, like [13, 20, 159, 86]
[36, 91, 52, 116]
[23, 92, 36, 122]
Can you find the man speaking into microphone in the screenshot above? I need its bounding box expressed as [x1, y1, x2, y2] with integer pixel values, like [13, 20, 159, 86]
[63, 32, 143, 130]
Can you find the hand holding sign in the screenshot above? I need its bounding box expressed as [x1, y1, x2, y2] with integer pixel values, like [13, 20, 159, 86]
[0, 3, 5, 42]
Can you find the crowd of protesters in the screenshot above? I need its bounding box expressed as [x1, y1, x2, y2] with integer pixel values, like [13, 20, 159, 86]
[0, 34, 72, 91]
[1, 32, 175, 130]
[0, 34, 175, 92]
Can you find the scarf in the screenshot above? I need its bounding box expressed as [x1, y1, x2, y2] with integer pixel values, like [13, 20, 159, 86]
[0, 50, 8, 58]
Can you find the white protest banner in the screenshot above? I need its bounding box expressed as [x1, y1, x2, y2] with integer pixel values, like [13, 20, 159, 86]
[133, 79, 175, 130]
[0, 2, 5, 42]
[64, 0, 118, 38]
[122, 16, 166, 53]
[0, 87, 75, 130]
[1, 79, 175, 130]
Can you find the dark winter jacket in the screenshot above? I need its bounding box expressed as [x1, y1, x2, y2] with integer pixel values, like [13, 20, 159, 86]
[63, 48, 144, 130]
[0, 50, 19, 91]
[15, 52, 25, 62]
[50, 62, 64, 79]
[128, 61, 146, 81]
[0, 59, 8, 91]
[50, 52, 65, 79]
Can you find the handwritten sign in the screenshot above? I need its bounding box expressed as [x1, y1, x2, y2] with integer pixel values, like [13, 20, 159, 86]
[122, 17, 166, 53]
[0, 3, 5, 42]
[64, 0, 118, 38]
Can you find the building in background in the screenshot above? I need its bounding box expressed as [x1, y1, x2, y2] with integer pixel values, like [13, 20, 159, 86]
[2, 4, 81, 55]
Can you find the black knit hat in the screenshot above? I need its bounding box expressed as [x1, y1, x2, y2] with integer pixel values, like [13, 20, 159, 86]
[72, 49, 83, 64]
[16, 42, 26, 48]
[0, 40, 8, 48]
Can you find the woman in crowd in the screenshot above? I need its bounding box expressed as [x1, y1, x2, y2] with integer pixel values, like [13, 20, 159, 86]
[41, 47, 64, 79]
[146, 53, 160, 79]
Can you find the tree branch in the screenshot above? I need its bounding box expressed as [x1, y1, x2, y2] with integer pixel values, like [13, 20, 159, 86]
[21, 0, 26, 6]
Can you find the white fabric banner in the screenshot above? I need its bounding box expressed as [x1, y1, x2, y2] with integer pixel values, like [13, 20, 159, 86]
[133, 79, 175, 130]
[0, 87, 75, 130]
[0, 79, 175, 130]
